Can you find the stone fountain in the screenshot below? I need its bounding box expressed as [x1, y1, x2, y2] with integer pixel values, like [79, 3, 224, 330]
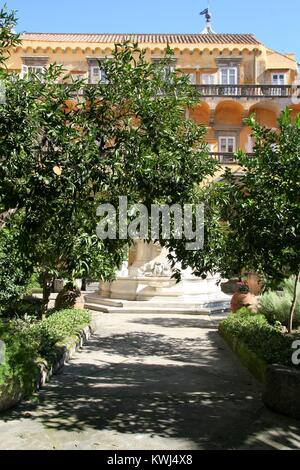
[84, 240, 230, 314]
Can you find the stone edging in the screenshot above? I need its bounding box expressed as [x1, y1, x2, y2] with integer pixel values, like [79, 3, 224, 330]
[0, 324, 93, 413]
[218, 323, 267, 383]
[219, 324, 300, 420]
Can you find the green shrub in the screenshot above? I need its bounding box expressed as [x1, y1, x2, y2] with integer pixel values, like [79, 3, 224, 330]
[259, 276, 300, 328]
[43, 308, 90, 339]
[0, 227, 32, 316]
[0, 320, 40, 391]
[32, 309, 90, 360]
[0, 308, 90, 394]
[4, 298, 43, 319]
[24, 272, 42, 294]
[220, 310, 297, 367]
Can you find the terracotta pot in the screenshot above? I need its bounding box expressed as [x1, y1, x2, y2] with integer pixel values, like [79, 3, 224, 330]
[231, 292, 258, 313]
[54, 288, 81, 310]
[74, 294, 85, 310]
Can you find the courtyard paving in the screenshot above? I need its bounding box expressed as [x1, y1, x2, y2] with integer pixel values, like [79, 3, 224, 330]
[0, 312, 300, 450]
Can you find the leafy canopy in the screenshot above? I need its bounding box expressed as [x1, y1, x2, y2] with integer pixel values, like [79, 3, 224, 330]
[0, 41, 216, 302]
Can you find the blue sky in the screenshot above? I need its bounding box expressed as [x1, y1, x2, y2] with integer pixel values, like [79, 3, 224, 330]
[4, 0, 300, 62]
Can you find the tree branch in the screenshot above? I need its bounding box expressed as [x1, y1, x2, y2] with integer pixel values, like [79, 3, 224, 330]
[0, 207, 18, 230]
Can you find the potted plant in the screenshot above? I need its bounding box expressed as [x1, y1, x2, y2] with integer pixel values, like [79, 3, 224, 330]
[230, 281, 258, 313]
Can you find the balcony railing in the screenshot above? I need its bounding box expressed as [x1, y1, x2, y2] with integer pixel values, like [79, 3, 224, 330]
[210, 152, 254, 165]
[195, 84, 300, 99]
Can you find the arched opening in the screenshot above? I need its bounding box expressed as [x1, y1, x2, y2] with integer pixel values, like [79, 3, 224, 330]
[189, 102, 210, 126]
[289, 104, 300, 123]
[248, 102, 280, 128]
[214, 101, 245, 156]
[214, 101, 244, 127]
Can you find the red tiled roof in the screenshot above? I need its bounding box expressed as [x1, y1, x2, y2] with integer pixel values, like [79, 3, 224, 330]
[20, 33, 261, 45]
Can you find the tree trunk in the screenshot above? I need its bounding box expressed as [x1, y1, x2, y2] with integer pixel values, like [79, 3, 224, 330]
[81, 278, 87, 292]
[42, 277, 52, 318]
[288, 272, 300, 334]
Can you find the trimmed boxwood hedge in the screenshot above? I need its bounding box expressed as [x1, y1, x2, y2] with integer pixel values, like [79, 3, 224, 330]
[219, 309, 299, 368]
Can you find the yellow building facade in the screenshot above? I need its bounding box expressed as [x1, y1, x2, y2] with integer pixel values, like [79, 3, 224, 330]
[7, 29, 300, 172]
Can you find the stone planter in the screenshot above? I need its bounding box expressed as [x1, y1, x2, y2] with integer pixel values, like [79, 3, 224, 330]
[75, 279, 82, 290]
[0, 379, 23, 413]
[263, 365, 300, 419]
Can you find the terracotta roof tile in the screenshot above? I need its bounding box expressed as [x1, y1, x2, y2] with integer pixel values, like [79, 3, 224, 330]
[20, 33, 261, 45]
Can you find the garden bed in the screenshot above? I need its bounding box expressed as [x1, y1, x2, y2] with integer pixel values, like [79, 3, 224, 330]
[219, 310, 300, 419]
[0, 308, 91, 413]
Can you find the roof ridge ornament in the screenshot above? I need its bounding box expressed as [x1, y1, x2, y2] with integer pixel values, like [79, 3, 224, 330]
[200, 6, 216, 34]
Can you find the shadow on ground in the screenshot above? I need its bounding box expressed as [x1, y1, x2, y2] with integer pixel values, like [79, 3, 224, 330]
[1, 317, 300, 450]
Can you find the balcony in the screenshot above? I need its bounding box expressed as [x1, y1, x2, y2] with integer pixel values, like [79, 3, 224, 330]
[195, 84, 300, 99]
[210, 152, 254, 165]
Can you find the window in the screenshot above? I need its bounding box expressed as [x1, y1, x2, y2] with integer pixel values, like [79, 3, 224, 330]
[246, 135, 254, 153]
[272, 73, 285, 85]
[219, 67, 238, 95]
[219, 136, 236, 153]
[71, 73, 87, 82]
[21, 57, 48, 79]
[21, 64, 45, 79]
[163, 65, 175, 81]
[202, 73, 215, 85]
[152, 59, 176, 81]
[88, 65, 107, 84]
[220, 67, 238, 85]
[87, 58, 109, 85]
[271, 73, 286, 96]
[186, 73, 196, 84]
[90, 66, 100, 84]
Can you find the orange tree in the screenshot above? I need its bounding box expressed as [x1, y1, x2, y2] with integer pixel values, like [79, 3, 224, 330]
[0, 40, 217, 312]
[168, 110, 300, 332]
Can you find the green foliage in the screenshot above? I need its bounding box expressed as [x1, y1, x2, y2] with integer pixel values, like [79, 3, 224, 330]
[39, 308, 90, 342]
[0, 41, 215, 308]
[0, 223, 32, 315]
[30, 308, 90, 361]
[220, 310, 297, 367]
[174, 109, 300, 283]
[4, 298, 43, 319]
[223, 110, 300, 280]
[259, 276, 300, 328]
[0, 4, 20, 68]
[0, 319, 40, 392]
[25, 272, 42, 294]
[233, 307, 254, 316]
[0, 308, 90, 392]
[170, 109, 300, 330]
[165, 182, 231, 279]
